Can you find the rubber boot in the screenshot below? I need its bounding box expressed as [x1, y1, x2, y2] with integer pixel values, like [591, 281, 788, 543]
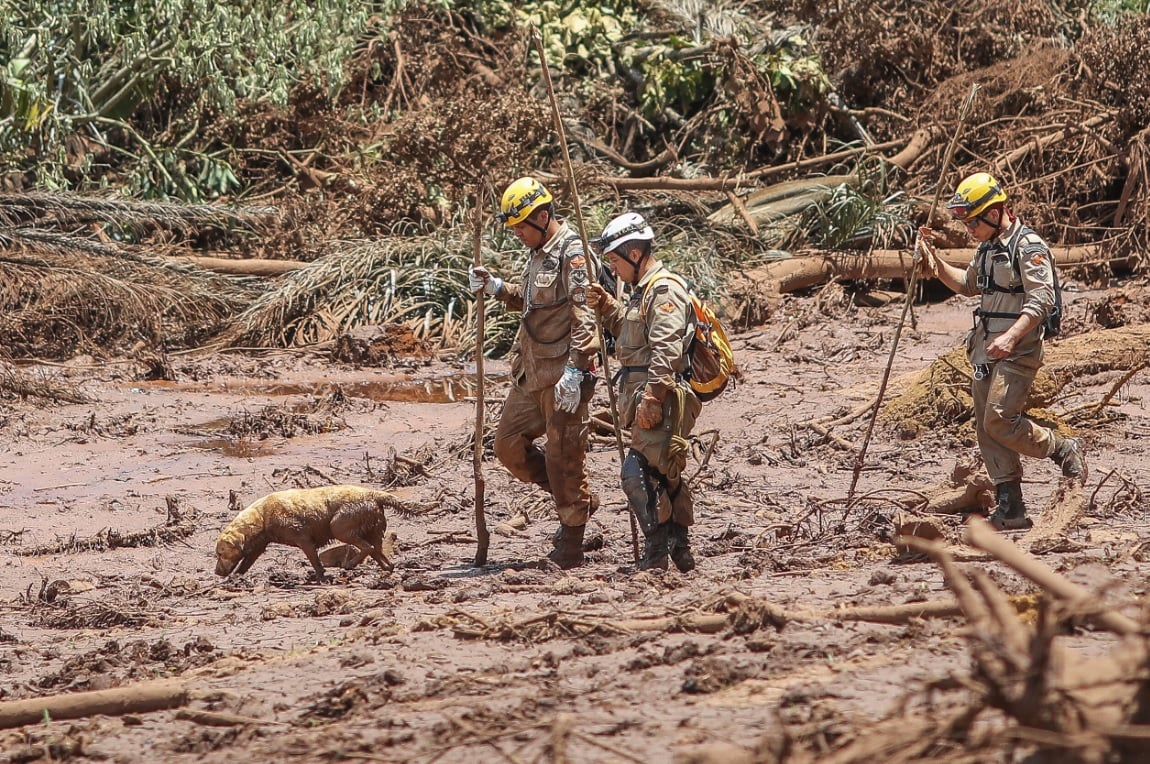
[668, 522, 696, 573]
[551, 495, 598, 548]
[638, 523, 670, 571]
[1051, 435, 1088, 483]
[988, 480, 1032, 531]
[547, 523, 585, 569]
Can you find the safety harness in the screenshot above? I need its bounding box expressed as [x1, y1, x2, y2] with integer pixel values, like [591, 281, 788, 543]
[972, 224, 1061, 339]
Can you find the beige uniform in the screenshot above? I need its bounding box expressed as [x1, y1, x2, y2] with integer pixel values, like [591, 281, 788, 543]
[599, 263, 701, 526]
[492, 221, 601, 526]
[954, 217, 1059, 484]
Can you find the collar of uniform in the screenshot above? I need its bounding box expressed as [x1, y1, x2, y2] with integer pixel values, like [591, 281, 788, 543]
[636, 261, 668, 290]
[995, 215, 1023, 247]
[537, 219, 573, 257]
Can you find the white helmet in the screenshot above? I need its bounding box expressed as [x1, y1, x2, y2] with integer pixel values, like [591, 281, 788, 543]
[594, 212, 654, 254]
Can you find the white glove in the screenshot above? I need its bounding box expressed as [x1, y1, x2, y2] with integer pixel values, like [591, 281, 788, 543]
[468, 265, 502, 297]
[554, 365, 584, 414]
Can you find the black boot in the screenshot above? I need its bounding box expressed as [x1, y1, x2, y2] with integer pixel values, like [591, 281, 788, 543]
[989, 480, 1032, 531]
[551, 495, 599, 548]
[1051, 435, 1088, 483]
[638, 523, 670, 571]
[668, 522, 696, 573]
[547, 523, 585, 569]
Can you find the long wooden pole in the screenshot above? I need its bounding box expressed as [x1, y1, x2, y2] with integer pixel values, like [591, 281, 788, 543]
[472, 197, 491, 567]
[847, 83, 980, 500]
[532, 29, 639, 562]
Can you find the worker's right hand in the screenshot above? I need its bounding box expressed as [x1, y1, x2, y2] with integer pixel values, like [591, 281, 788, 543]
[585, 283, 616, 316]
[468, 265, 502, 297]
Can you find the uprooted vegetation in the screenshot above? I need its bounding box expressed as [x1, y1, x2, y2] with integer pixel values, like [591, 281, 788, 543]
[0, 1, 1147, 362]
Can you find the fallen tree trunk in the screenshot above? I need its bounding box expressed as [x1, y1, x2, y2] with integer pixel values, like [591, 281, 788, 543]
[0, 681, 188, 729]
[729, 244, 1135, 299]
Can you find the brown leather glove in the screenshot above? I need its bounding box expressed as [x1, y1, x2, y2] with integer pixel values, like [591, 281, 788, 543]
[634, 393, 663, 429]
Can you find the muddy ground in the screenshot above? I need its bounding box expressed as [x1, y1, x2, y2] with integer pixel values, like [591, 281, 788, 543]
[1, 281, 1148, 763]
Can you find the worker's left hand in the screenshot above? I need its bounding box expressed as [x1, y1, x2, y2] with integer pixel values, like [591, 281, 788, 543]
[554, 366, 584, 414]
[634, 393, 663, 429]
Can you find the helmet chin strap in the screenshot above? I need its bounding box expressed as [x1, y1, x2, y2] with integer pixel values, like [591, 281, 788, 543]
[524, 211, 549, 238]
[618, 248, 648, 287]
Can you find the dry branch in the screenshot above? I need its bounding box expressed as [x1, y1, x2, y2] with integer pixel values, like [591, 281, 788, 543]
[964, 517, 1139, 636]
[176, 256, 308, 277]
[0, 681, 188, 729]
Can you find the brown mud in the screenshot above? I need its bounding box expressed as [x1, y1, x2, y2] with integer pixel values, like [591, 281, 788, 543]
[1, 282, 1148, 763]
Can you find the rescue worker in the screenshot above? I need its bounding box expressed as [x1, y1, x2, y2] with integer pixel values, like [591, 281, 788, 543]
[919, 172, 1087, 530]
[585, 213, 700, 571]
[467, 177, 600, 568]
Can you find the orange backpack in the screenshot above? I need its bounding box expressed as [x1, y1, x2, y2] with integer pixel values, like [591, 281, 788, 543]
[642, 273, 736, 402]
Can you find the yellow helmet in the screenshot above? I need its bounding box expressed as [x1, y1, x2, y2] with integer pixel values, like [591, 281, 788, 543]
[498, 177, 553, 226]
[946, 172, 1007, 221]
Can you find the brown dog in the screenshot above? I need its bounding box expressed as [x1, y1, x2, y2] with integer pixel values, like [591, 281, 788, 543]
[215, 485, 404, 582]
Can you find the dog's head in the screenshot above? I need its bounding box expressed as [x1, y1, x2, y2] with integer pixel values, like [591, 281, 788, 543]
[214, 530, 246, 577]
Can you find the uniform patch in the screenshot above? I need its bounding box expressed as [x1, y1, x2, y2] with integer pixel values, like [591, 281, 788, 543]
[658, 302, 676, 313]
[534, 273, 557, 288]
[1029, 253, 1047, 267]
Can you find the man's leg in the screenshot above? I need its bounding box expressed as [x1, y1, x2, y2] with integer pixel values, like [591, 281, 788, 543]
[621, 449, 669, 570]
[978, 361, 1052, 530]
[544, 377, 596, 568]
[493, 384, 549, 487]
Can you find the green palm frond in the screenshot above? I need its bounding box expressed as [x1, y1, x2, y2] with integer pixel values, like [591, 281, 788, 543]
[224, 220, 525, 352]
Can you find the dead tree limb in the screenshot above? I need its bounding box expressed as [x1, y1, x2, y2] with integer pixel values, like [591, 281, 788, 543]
[965, 517, 1139, 636]
[0, 681, 188, 729]
[176, 256, 307, 276]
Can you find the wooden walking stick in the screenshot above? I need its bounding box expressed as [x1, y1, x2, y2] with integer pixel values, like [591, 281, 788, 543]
[532, 28, 640, 562]
[848, 83, 980, 500]
[471, 196, 491, 567]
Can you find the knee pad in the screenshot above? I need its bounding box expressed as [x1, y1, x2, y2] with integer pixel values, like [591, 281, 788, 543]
[621, 450, 659, 534]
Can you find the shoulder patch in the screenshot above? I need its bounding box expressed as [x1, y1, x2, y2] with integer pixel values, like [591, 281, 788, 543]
[657, 301, 676, 314]
[1028, 252, 1047, 267]
[570, 255, 586, 270]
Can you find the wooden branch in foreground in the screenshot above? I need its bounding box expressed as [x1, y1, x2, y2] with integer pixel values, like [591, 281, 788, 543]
[965, 517, 1140, 635]
[177, 255, 308, 277]
[0, 681, 188, 729]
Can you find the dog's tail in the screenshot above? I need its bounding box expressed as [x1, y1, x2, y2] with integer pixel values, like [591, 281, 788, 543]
[369, 490, 436, 518]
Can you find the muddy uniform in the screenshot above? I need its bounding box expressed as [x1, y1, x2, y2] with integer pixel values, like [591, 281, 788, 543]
[956, 216, 1058, 485]
[493, 220, 600, 527]
[599, 263, 701, 532]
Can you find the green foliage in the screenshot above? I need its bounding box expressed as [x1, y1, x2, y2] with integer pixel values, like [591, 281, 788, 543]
[1091, 0, 1150, 16]
[470, 0, 637, 73]
[0, 0, 402, 199]
[762, 33, 833, 116]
